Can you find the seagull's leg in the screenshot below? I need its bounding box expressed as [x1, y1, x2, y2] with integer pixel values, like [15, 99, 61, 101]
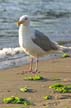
[35, 58, 38, 72]
[24, 57, 33, 73]
[29, 57, 33, 72]
[32, 58, 40, 73]
[21, 57, 33, 74]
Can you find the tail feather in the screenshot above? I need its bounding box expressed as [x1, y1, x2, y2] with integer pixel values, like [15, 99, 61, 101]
[58, 45, 71, 53]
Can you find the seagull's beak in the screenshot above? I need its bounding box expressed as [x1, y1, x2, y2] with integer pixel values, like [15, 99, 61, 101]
[17, 21, 24, 26]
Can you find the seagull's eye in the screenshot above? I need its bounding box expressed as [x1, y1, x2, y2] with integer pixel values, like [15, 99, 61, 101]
[24, 17, 28, 20]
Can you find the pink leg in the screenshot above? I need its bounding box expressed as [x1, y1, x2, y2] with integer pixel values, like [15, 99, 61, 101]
[32, 58, 40, 74]
[29, 58, 33, 72]
[35, 58, 38, 72]
[21, 58, 33, 74]
[21, 58, 39, 74]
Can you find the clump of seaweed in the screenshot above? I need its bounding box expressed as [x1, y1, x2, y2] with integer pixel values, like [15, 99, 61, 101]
[43, 95, 52, 100]
[20, 87, 29, 92]
[62, 53, 70, 58]
[24, 75, 43, 81]
[49, 83, 71, 93]
[3, 96, 31, 105]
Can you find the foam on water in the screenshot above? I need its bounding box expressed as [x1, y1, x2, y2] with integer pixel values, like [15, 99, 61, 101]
[0, 47, 28, 69]
[0, 47, 24, 56]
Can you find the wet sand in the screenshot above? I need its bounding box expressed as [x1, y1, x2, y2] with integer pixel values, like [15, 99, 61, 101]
[0, 57, 71, 108]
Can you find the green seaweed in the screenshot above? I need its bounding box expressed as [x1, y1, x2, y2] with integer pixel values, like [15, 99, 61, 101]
[62, 53, 70, 58]
[3, 96, 31, 105]
[20, 87, 29, 92]
[24, 75, 43, 81]
[49, 84, 71, 93]
[43, 95, 52, 100]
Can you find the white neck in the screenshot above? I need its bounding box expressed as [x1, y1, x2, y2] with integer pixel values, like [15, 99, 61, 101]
[18, 24, 33, 47]
[19, 24, 30, 32]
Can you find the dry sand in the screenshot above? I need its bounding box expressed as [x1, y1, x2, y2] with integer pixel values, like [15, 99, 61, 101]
[0, 57, 71, 108]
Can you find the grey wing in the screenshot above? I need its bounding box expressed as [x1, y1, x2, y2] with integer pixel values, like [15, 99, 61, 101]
[32, 30, 58, 51]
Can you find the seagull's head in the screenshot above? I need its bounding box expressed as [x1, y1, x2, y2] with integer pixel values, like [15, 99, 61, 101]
[17, 15, 30, 26]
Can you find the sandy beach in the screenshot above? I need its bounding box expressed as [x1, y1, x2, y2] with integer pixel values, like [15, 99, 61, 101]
[0, 57, 71, 108]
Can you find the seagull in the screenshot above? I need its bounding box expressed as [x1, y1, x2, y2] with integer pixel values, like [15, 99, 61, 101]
[17, 15, 71, 73]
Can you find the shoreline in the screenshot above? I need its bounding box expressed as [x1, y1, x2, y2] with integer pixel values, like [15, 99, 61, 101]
[0, 53, 61, 70]
[0, 57, 71, 108]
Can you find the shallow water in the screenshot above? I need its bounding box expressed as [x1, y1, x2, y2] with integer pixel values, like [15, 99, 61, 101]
[0, 0, 71, 69]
